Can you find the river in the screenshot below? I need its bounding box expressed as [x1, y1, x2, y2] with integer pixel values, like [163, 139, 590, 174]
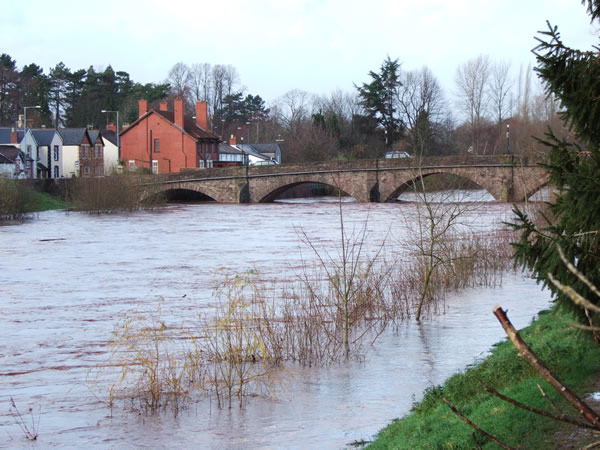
[0, 196, 551, 448]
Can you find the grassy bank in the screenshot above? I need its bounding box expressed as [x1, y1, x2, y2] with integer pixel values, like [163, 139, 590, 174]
[25, 189, 70, 212]
[368, 307, 600, 449]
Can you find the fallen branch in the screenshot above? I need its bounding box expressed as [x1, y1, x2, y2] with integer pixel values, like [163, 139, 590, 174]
[442, 398, 517, 449]
[483, 385, 597, 430]
[493, 305, 600, 428]
[537, 383, 564, 416]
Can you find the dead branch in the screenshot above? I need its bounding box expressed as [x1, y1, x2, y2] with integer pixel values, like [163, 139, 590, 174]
[442, 398, 517, 449]
[537, 383, 564, 416]
[483, 385, 597, 429]
[493, 305, 600, 428]
[548, 273, 600, 315]
[472, 431, 483, 450]
[570, 323, 600, 332]
[557, 246, 600, 301]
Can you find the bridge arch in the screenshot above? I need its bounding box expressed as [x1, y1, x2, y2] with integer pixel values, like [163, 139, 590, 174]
[251, 172, 370, 203]
[150, 181, 237, 203]
[381, 168, 504, 202]
[161, 187, 216, 202]
[258, 181, 353, 202]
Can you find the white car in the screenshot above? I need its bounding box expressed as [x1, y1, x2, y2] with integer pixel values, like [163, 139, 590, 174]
[384, 151, 411, 159]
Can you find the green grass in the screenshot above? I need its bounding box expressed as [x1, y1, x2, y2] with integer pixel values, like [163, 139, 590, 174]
[368, 308, 600, 449]
[25, 189, 70, 212]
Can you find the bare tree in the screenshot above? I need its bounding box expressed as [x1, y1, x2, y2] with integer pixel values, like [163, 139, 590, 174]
[273, 89, 311, 134]
[397, 66, 447, 157]
[489, 60, 512, 124]
[188, 63, 212, 103]
[455, 55, 491, 153]
[515, 63, 533, 122]
[167, 62, 191, 101]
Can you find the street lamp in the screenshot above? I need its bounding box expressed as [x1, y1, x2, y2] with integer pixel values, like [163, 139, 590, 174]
[23, 105, 40, 132]
[101, 109, 120, 160]
[246, 121, 251, 144]
[505, 122, 510, 155]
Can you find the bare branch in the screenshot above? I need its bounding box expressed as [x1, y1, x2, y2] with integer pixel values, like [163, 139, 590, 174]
[493, 305, 600, 428]
[442, 398, 517, 449]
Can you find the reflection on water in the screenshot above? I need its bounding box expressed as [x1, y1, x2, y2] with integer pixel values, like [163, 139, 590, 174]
[0, 198, 550, 448]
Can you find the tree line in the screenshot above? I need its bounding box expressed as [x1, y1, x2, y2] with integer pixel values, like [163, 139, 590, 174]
[0, 52, 574, 162]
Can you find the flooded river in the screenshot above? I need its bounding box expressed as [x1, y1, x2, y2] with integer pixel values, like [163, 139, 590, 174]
[0, 197, 551, 448]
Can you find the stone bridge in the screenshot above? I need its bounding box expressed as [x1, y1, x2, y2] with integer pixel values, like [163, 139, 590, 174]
[141, 155, 549, 203]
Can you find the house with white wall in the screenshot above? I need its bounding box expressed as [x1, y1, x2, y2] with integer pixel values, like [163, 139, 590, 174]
[101, 126, 119, 174]
[0, 145, 25, 178]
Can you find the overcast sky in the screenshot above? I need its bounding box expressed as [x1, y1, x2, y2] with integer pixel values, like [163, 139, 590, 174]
[2, 0, 597, 107]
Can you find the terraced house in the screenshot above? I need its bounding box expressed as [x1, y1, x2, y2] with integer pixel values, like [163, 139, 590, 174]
[120, 99, 220, 174]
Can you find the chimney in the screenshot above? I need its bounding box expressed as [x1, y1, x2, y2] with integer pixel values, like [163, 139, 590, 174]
[174, 98, 184, 128]
[10, 128, 17, 144]
[229, 134, 237, 146]
[159, 102, 168, 111]
[106, 123, 117, 133]
[138, 99, 148, 118]
[195, 101, 208, 130]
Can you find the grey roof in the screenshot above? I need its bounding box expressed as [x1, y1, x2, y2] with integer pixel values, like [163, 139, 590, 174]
[101, 129, 118, 146]
[0, 145, 22, 163]
[30, 129, 57, 146]
[88, 130, 102, 143]
[0, 128, 24, 144]
[244, 144, 281, 155]
[218, 143, 245, 155]
[237, 144, 272, 161]
[57, 128, 88, 145]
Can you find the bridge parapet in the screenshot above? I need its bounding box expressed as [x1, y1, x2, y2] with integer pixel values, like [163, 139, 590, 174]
[140, 154, 548, 203]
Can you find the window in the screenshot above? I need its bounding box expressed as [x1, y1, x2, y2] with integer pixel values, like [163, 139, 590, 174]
[27, 145, 32, 158]
[129, 160, 136, 172]
[207, 160, 213, 168]
[96, 144, 102, 158]
[74, 161, 80, 177]
[152, 160, 159, 174]
[54, 166, 59, 178]
[85, 166, 90, 176]
[154, 138, 160, 153]
[53, 145, 59, 161]
[198, 160, 205, 168]
[82, 145, 89, 159]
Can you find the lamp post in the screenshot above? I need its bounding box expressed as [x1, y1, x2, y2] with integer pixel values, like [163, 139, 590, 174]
[506, 122, 510, 155]
[101, 110, 120, 160]
[246, 121, 251, 144]
[23, 105, 40, 132]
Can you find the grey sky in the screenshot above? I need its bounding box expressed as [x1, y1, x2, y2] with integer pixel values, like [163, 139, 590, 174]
[3, 0, 597, 106]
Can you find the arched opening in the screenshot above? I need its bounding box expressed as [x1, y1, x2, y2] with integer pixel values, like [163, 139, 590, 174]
[527, 182, 553, 202]
[260, 182, 356, 203]
[388, 173, 495, 203]
[163, 188, 216, 203]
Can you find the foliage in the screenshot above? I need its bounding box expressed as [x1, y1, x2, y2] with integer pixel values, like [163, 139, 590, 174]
[368, 308, 600, 448]
[356, 56, 404, 148]
[67, 174, 165, 214]
[0, 178, 32, 220]
[511, 2, 600, 325]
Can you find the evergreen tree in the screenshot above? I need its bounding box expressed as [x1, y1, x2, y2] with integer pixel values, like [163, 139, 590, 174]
[356, 56, 403, 148]
[21, 63, 52, 127]
[512, 0, 600, 325]
[0, 53, 21, 126]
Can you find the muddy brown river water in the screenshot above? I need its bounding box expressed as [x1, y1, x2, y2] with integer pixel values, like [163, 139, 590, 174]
[0, 197, 551, 448]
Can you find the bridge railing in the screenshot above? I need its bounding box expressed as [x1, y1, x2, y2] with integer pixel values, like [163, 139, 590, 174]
[138, 154, 542, 184]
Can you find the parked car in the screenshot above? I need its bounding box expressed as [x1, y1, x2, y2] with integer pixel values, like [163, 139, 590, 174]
[384, 151, 411, 159]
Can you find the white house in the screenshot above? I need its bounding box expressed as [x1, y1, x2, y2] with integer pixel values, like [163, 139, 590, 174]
[20, 129, 59, 179]
[0, 145, 25, 178]
[101, 127, 119, 174]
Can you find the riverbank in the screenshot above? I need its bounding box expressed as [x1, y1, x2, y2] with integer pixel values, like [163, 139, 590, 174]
[367, 306, 600, 448]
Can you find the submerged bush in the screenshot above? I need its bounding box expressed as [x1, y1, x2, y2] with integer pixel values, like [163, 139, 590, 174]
[0, 178, 32, 221]
[68, 174, 164, 214]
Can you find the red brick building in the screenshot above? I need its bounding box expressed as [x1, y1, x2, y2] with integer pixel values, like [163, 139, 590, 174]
[120, 99, 220, 174]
